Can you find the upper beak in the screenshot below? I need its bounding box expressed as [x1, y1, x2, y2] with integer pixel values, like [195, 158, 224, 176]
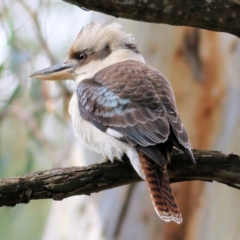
[30, 62, 78, 81]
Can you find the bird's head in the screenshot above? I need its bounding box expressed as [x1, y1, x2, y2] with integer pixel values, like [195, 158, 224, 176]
[31, 22, 143, 82]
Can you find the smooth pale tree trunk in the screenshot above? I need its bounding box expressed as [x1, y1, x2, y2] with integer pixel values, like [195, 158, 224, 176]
[41, 16, 240, 240]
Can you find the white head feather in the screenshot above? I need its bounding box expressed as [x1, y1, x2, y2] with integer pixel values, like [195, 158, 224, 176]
[65, 22, 144, 83]
[70, 22, 136, 53]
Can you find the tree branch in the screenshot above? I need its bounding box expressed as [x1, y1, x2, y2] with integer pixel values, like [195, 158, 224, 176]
[0, 149, 240, 207]
[64, 0, 240, 38]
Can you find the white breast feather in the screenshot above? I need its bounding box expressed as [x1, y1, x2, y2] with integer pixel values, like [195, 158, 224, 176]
[69, 93, 145, 179]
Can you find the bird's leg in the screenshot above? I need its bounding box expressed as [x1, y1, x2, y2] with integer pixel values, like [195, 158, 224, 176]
[120, 154, 131, 165]
[104, 156, 124, 164]
[103, 156, 111, 162]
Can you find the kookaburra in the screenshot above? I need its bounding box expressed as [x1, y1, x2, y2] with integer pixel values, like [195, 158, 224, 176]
[31, 22, 195, 224]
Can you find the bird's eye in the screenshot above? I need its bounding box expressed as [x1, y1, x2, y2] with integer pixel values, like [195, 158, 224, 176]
[79, 53, 86, 61]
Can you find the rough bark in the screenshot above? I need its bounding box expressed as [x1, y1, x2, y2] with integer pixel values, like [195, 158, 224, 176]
[0, 149, 240, 208]
[63, 0, 240, 37]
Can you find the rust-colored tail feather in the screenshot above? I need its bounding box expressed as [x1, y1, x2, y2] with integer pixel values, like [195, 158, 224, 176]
[139, 152, 182, 224]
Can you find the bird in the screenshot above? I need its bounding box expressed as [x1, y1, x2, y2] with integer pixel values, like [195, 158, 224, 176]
[31, 22, 195, 224]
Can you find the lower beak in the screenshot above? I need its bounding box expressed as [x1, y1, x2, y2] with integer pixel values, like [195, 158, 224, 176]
[30, 62, 78, 81]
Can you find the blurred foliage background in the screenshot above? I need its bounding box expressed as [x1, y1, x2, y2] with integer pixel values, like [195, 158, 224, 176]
[0, 1, 91, 239]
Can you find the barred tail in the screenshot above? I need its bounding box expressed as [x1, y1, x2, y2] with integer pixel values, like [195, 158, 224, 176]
[139, 152, 182, 224]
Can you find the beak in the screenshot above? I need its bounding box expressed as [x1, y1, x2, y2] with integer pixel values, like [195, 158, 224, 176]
[30, 62, 78, 81]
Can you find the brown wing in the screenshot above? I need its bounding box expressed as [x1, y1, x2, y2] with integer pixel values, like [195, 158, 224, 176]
[76, 60, 195, 164]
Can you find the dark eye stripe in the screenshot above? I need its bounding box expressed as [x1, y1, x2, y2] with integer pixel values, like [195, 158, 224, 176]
[72, 51, 87, 60]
